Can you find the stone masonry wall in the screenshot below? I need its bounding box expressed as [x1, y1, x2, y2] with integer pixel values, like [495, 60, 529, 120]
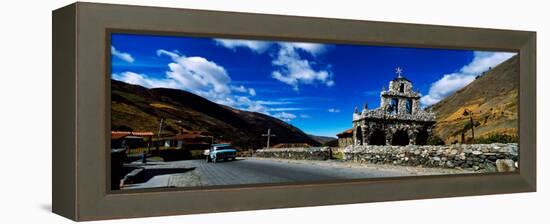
[254, 147, 330, 160]
[343, 143, 518, 172]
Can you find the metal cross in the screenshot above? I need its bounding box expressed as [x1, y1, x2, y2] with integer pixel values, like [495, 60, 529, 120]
[395, 67, 403, 77]
[261, 128, 276, 150]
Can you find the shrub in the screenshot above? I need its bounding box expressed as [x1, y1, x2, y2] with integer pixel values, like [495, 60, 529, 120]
[427, 135, 445, 145]
[475, 133, 518, 144]
[331, 151, 344, 160]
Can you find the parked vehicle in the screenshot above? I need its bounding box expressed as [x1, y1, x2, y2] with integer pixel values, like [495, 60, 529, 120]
[204, 143, 237, 163]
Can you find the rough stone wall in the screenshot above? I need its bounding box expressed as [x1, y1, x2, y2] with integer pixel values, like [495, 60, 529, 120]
[338, 137, 353, 148]
[343, 143, 518, 172]
[387, 80, 415, 96]
[355, 107, 436, 122]
[254, 147, 330, 160]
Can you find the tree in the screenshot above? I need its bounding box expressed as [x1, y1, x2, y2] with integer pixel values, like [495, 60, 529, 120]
[427, 135, 445, 145]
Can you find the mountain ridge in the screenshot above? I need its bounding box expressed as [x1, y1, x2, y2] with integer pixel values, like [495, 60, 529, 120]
[111, 80, 321, 149]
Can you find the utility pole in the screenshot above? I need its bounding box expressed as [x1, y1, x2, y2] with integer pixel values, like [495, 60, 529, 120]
[156, 117, 165, 152]
[262, 128, 276, 150]
[463, 109, 475, 142]
[157, 117, 165, 139]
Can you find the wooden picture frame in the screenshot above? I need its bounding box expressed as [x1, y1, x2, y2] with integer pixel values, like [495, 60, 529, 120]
[52, 2, 536, 221]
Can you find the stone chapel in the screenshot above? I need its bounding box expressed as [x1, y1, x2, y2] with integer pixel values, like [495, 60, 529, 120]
[352, 67, 436, 146]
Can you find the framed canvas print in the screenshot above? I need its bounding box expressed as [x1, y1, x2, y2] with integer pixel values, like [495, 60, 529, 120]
[52, 2, 536, 221]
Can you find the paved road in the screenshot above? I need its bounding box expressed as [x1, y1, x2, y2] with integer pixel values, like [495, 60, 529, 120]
[187, 158, 408, 186]
[123, 158, 427, 189]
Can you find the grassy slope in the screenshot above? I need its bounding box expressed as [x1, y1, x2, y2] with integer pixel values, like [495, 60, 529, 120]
[429, 55, 519, 143]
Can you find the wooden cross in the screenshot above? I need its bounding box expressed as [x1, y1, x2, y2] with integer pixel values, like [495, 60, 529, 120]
[262, 128, 276, 150]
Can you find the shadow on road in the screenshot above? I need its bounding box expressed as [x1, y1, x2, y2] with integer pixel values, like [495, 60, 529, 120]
[207, 158, 245, 163]
[124, 167, 196, 184]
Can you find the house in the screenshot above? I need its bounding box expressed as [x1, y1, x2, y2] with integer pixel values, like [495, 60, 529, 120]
[336, 128, 354, 148]
[158, 130, 212, 150]
[111, 131, 154, 149]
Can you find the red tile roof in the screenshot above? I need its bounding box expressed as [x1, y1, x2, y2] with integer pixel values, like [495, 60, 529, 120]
[111, 131, 154, 140]
[336, 128, 354, 137]
[111, 131, 130, 140]
[130, 131, 154, 136]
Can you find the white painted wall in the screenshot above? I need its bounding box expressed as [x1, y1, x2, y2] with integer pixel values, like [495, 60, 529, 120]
[0, 0, 547, 223]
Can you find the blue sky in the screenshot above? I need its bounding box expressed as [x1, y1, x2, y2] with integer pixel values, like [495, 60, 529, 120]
[111, 33, 516, 137]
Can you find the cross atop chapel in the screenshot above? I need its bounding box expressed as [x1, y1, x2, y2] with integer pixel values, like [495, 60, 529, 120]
[395, 67, 403, 78]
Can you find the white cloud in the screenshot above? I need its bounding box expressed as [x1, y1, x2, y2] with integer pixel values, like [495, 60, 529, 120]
[232, 96, 267, 113]
[248, 88, 256, 96]
[156, 49, 179, 59]
[328, 108, 340, 113]
[115, 49, 268, 117]
[214, 39, 333, 91]
[420, 51, 516, 106]
[273, 112, 297, 122]
[256, 100, 294, 105]
[112, 71, 179, 89]
[111, 46, 135, 63]
[267, 108, 307, 112]
[213, 39, 272, 53]
[214, 39, 326, 56]
[271, 44, 333, 91]
[230, 85, 256, 96]
[419, 74, 475, 106]
[114, 45, 330, 124]
[299, 114, 311, 119]
[157, 49, 232, 96]
[286, 42, 327, 56]
[231, 85, 247, 93]
[461, 52, 516, 74]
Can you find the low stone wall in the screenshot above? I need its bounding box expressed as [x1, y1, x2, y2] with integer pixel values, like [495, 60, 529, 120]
[254, 147, 330, 160]
[343, 143, 518, 172]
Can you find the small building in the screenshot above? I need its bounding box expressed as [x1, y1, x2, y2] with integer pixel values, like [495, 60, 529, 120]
[111, 131, 154, 149]
[158, 131, 212, 150]
[352, 68, 436, 146]
[336, 128, 354, 148]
